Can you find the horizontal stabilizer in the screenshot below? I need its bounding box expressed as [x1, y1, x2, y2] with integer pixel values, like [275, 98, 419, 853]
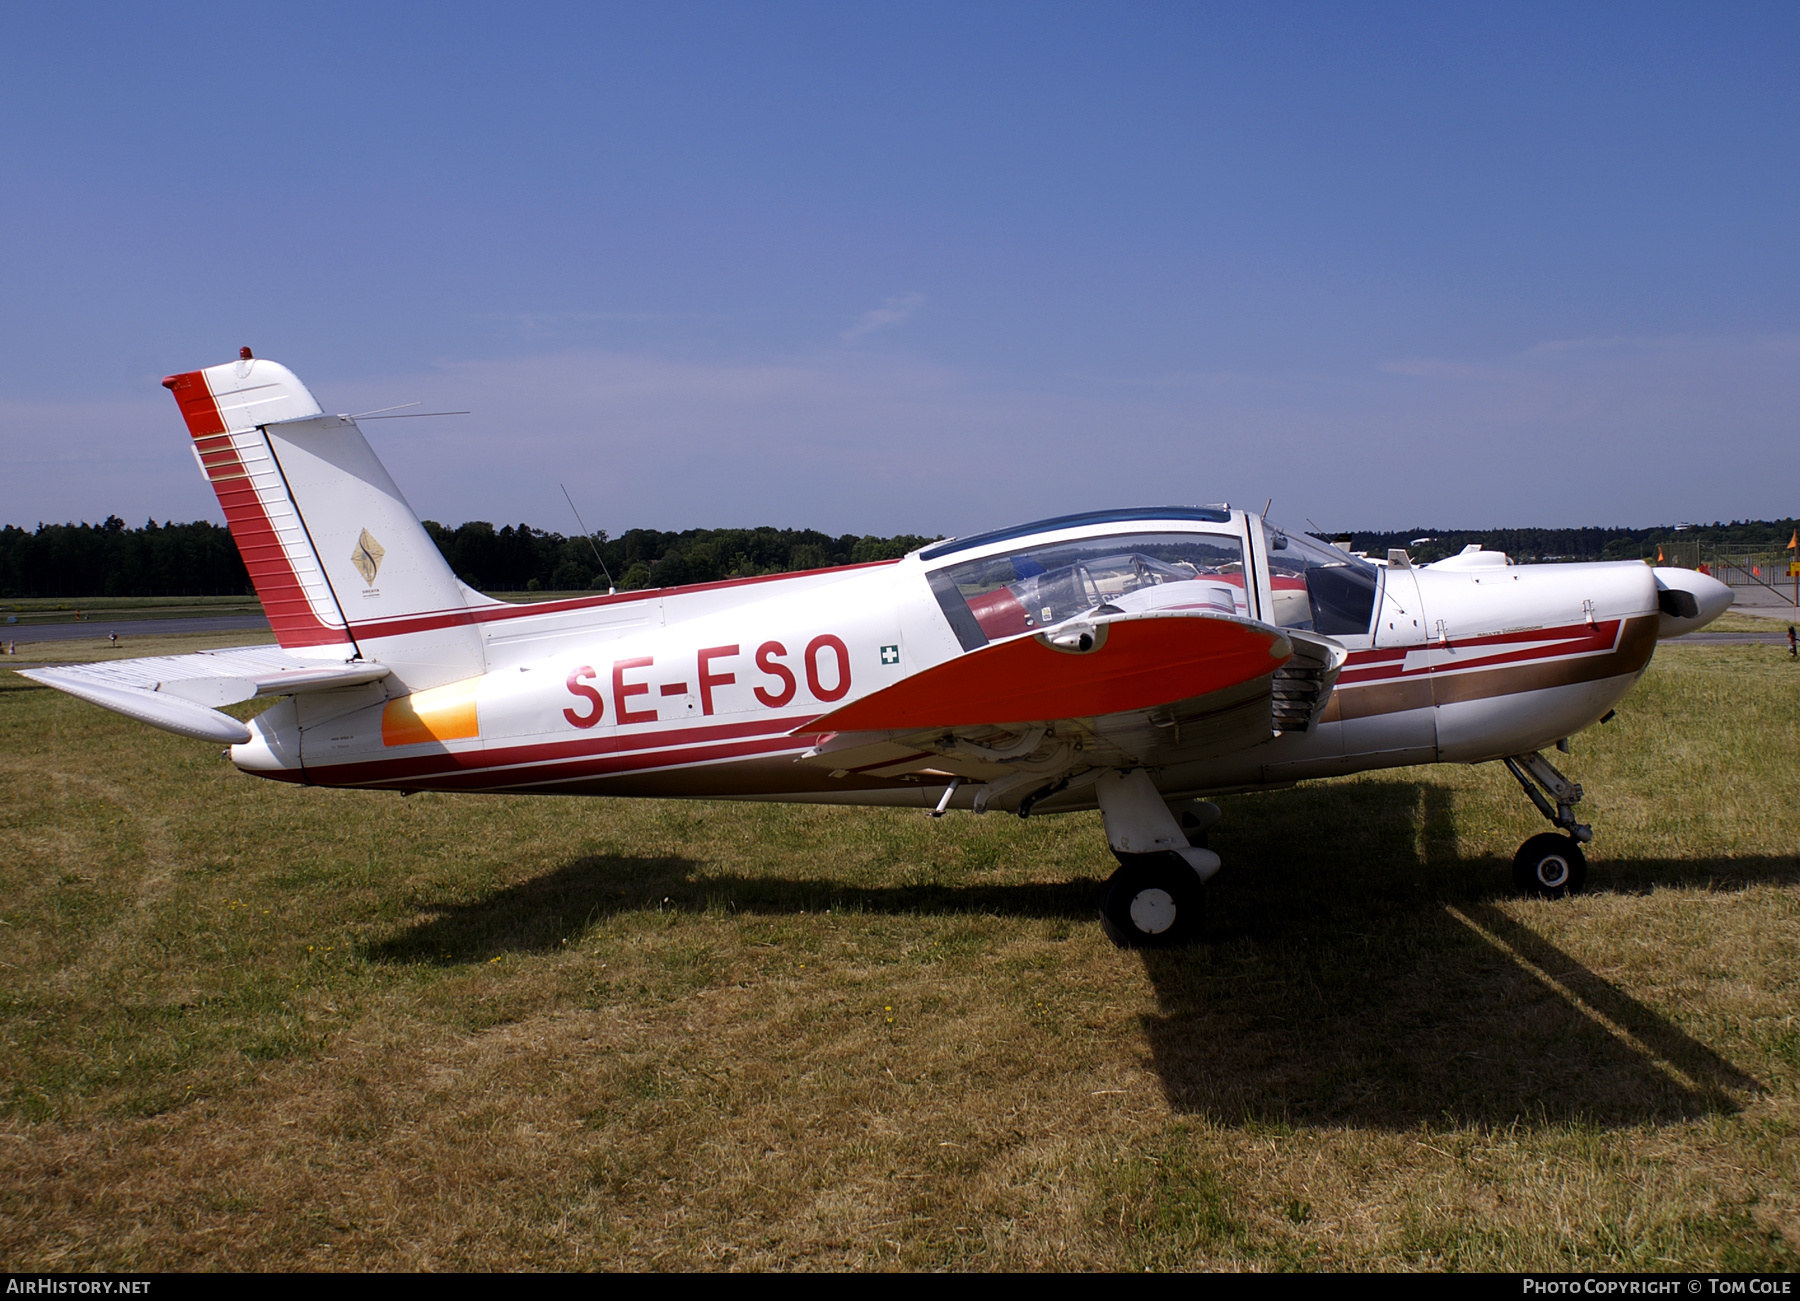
[18, 645, 390, 744]
[794, 611, 1291, 734]
[19, 674, 253, 743]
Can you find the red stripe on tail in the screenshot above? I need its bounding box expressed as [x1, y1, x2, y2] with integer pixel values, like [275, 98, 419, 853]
[164, 368, 348, 649]
[161, 372, 227, 437]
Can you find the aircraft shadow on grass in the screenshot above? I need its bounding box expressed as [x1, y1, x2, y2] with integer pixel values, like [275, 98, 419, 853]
[1133, 781, 1776, 1129]
[370, 780, 1783, 1130]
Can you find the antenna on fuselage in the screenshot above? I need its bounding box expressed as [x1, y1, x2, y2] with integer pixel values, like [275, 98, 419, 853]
[348, 401, 473, 420]
[560, 482, 616, 595]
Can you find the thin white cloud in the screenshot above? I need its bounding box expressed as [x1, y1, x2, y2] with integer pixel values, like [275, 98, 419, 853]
[840, 293, 925, 342]
[4, 332, 1798, 533]
[1379, 357, 1502, 380]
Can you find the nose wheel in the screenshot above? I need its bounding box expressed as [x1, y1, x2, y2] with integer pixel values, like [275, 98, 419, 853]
[1513, 832, 1588, 899]
[1502, 751, 1593, 899]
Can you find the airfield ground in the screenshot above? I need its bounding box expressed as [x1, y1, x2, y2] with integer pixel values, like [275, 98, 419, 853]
[1, 625, 1796, 1270]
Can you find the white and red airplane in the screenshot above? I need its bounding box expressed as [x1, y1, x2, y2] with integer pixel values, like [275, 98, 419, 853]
[23, 353, 1734, 946]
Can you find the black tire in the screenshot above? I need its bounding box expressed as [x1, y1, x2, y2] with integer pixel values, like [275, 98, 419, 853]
[1513, 833, 1588, 899]
[1100, 852, 1206, 949]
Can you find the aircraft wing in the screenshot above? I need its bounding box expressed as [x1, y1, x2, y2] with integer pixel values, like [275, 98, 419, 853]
[791, 610, 1345, 810]
[17, 645, 389, 744]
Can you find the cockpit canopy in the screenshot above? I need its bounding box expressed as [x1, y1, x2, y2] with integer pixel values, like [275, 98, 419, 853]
[923, 515, 1381, 650]
[927, 531, 1250, 650]
[1261, 522, 1379, 636]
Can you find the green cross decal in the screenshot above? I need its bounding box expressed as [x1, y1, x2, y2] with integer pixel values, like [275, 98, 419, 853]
[880, 644, 900, 666]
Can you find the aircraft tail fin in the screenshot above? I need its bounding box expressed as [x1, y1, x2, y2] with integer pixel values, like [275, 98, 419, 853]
[164, 356, 490, 689]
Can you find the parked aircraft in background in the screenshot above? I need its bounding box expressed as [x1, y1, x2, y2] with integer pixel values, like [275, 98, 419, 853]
[21, 353, 1734, 946]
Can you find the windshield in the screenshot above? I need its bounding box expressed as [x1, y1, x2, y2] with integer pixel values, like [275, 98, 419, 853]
[1262, 523, 1379, 636]
[927, 531, 1248, 650]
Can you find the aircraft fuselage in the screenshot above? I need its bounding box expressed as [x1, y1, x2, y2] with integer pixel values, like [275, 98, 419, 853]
[231, 512, 1686, 816]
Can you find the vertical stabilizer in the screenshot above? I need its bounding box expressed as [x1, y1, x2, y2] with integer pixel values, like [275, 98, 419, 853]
[164, 360, 346, 650]
[165, 357, 488, 690]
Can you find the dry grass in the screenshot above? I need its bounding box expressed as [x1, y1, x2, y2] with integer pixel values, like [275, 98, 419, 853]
[1704, 611, 1795, 633]
[0, 639, 1796, 1270]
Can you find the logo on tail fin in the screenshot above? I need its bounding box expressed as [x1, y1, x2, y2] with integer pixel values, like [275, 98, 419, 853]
[352, 529, 386, 585]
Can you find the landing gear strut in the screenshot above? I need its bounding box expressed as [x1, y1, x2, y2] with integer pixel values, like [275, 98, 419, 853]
[1502, 751, 1591, 899]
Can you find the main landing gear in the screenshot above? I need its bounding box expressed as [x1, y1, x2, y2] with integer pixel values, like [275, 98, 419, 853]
[1101, 852, 1206, 948]
[1502, 751, 1591, 899]
[1094, 771, 1219, 949]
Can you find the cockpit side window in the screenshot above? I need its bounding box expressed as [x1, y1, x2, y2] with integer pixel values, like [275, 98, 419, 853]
[1262, 523, 1379, 637]
[927, 531, 1248, 651]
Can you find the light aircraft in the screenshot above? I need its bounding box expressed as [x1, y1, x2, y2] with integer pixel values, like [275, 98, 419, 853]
[22, 353, 1735, 947]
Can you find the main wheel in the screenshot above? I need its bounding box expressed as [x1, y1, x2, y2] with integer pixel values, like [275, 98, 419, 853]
[1100, 852, 1205, 948]
[1513, 833, 1588, 899]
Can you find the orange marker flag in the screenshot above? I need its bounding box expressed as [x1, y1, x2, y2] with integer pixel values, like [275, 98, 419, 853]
[1656, 545, 1665, 562]
[1788, 529, 1797, 551]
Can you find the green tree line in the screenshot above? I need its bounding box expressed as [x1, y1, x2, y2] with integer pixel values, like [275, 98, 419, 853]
[0, 516, 940, 598]
[418, 521, 941, 592]
[0, 517, 250, 598]
[6, 514, 1796, 599]
[1345, 519, 1800, 566]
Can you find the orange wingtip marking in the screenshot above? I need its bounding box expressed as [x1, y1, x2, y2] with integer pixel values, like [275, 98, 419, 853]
[797, 615, 1289, 733]
[382, 679, 481, 747]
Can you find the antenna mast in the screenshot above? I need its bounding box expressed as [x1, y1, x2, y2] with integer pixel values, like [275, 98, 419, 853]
[560, 483, 616, 595]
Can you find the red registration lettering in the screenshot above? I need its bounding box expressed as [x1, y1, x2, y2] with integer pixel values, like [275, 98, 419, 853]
[612, 656, 658, 725]
[805, 634, 851, 702]
[697, 644, 739, 716]
[563, 666, 605, 728]
[753, 641, 796, 707]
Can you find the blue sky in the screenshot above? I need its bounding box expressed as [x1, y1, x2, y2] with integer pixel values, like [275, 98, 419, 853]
[2, 3, 1796, 536]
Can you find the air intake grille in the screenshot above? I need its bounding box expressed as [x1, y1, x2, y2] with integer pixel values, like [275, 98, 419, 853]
[1271, 661, 1330, 735]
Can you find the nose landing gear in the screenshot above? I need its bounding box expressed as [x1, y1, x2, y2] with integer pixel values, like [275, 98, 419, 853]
[1502, 751, 1592, 899]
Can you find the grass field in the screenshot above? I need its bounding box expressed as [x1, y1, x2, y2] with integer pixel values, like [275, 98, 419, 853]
[0, 596, 265, 625]
[1707, 611, 1796, 632]
[1, 635, 1796, 1270]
